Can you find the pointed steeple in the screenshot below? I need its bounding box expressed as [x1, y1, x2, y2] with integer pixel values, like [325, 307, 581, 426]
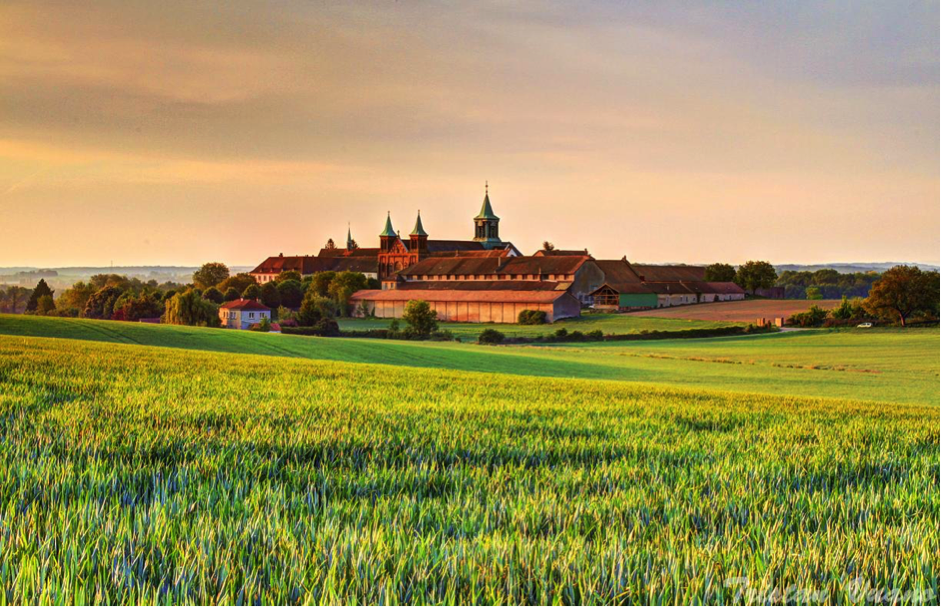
[346, 223, 354, 249]
[379, 212, 396, 237]
[410, 210, 428, 237]
[475, 181, 499, 220]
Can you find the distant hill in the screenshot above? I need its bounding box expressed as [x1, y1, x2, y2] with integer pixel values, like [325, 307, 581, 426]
[773, 262, 939, 274]
[0, 266, 253, 289]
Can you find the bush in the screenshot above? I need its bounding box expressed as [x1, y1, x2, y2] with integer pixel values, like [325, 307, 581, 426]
[587, 330, 604, 340]
[478, 328, 505, 344]
[281, 319, 340, 337]
[429, 330, 455, 342]
[554, 328, 568, 338]
[788, 304, 829, 327]
[313, 318, 340, 337]
[251, 317, 272, 332]
[518, 310, 547, 325]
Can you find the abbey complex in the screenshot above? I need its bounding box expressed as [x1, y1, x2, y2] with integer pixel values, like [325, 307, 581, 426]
[250, 187, 744, 323]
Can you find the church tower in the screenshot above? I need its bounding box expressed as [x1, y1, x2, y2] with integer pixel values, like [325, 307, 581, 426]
[379, 212, 397, 252]
[473, 182, 502, 248]
[410, 210, 428, 254]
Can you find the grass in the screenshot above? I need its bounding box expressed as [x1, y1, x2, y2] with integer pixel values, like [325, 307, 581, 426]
[337, 313, 742, 338]
[0, 314, 937, 404]
[0, 334, 937, 604]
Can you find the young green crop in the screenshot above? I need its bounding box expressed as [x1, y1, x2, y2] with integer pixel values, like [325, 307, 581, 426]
[0, 314, 938, 404]
[0, 335, 937, 604]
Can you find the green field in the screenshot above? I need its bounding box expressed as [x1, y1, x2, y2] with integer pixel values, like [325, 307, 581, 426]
[0, 333, 937, 604]
[337, 313, 742, 338]
[0, 314, 937, 404]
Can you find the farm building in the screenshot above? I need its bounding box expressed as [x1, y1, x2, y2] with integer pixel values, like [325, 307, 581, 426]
[250, 185, 748, 323]
[590, 259, 744, 309]
[396, 254, 604, 304]
[250, 187, 519, 284]
[250, 252, 379, 283]
[219, 298, 271, 330]
[350, 288, 581, 323]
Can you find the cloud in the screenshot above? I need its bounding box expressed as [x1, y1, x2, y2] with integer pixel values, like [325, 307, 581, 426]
[0, 0, 936, 265]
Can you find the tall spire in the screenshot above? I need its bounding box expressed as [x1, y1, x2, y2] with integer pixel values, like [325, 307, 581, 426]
[410, 210, 428, 237]
[379, 211, 396, 237]
[346, 222, 354, 249]
[475, 181, 499, 220]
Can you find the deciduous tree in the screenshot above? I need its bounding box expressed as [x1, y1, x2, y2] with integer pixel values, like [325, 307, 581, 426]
[242, 284, 262, 300]
[260, 282, 281, 309]
[704, 263, 736, 282]
[192, 262, 230, 290]
[297, 290, 336, 326]
[734, 261, 777, 292]
[864, 265, 939, 327]
[402, 300, 438, 339]
[276, 279, 304, 308]
[217, 273, 256, 294]
[82, 286, 124, 319]
[275, 270, 302, 283]
[202, 287, 225, 304]
[163, 290, 220, 327]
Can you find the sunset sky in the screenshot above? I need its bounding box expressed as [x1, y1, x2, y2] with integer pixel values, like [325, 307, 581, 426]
[1, 1, 938, 267]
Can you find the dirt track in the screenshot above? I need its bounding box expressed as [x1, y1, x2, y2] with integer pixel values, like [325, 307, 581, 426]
[628, 299, 841, 322]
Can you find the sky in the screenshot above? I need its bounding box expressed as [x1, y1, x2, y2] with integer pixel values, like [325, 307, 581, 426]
[1, 0, 938, 267]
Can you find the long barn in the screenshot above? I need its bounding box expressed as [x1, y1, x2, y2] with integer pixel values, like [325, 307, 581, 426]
[349, 288, 581, 323]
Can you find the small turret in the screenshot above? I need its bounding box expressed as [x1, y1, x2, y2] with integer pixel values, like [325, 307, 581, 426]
[473, 181, 501, 247]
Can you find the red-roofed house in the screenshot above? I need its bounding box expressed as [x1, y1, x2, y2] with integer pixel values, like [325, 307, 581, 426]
[220, 299, 271, 330]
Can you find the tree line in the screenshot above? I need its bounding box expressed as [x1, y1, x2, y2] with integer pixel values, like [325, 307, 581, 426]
[788, 265, 939, 327]
[6, 262, 380, 329]
[703, 261, 896, 299]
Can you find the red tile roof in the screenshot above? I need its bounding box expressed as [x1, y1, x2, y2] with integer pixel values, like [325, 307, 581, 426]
[399, 254, 592, 278]
[220, 298, 271, 311]
[590, 282, 654, 295]
[318, 247, 381, 258]
[425, 240, 488, 253]
[595, 259, 643, 284]
[683, 281, 745, 295]
[630, 264, 706, 282]
[398, 280, 571, 291]
[532, 249, 591, 257]
[640, 282, 698, 295]
[350, 288, 573, 304]
[250, 255, 378, 275]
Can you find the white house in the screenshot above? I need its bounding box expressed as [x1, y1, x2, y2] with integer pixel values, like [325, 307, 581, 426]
[219, 298, 271, 330]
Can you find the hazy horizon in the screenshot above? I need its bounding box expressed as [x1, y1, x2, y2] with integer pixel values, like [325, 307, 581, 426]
[2, 1, 938, 267]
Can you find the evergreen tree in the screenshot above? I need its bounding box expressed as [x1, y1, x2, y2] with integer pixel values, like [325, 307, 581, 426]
[26, 279, 54, 312]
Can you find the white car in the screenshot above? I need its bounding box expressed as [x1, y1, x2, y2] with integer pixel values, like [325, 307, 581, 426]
[856, 322, 873, 328]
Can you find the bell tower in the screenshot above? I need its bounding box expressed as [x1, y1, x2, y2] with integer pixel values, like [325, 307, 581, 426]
[379, 212, 396, 252]
[473, 181, 501, 248]
[409, 210, 428, 254]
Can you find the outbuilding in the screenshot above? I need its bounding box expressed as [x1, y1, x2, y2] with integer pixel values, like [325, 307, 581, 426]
[219, 298, 271, 330]
[350, 288, 581, 323]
